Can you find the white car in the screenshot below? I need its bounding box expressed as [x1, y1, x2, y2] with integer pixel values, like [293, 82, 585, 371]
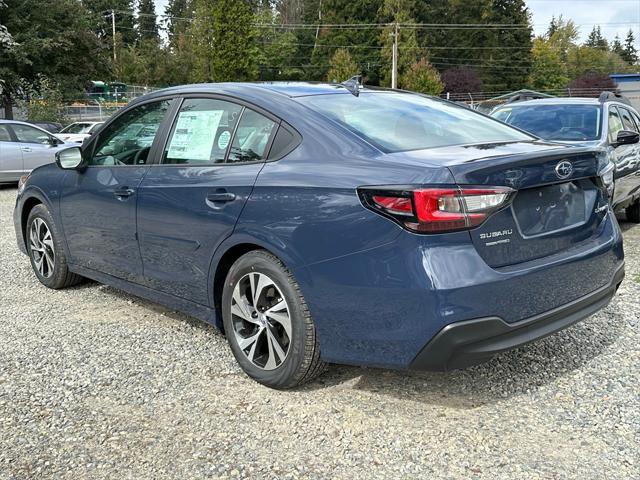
[55, 121, 103, 143]
[0, 120, 70, 184]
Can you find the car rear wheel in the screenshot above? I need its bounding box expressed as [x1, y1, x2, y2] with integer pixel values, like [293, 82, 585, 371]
[26, 205, 83, 289]
[222, 250, 326, 389]
[626, 199, 640, 223]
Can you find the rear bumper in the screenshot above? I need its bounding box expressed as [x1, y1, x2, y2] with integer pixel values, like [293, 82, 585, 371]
[409, 263, 625, 371]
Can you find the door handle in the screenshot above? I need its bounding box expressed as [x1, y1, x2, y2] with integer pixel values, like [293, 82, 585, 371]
[21, 147, 32, 153]
[206, 192, 236, 203]
[113, 187, 135, 198]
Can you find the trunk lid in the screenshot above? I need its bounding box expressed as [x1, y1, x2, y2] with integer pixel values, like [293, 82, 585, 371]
[388, 141, 609, 268]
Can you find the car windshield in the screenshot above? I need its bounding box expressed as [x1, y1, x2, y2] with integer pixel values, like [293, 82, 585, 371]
[297, 91, 531, 152]
[492, 104, 602, 141]
[61, 123, 93, 134]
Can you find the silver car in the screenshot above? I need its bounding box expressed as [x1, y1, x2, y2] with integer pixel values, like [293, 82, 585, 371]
[0, 120, 69, 184]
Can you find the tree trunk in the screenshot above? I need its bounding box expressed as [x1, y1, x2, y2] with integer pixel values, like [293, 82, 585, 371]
[2, 93, 13, 120]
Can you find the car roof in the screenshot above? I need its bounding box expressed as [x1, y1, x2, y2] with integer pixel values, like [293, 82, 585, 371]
[130, 81, 381, 105]
[495, 98, 602, 108]
[0, 119, 53, 131]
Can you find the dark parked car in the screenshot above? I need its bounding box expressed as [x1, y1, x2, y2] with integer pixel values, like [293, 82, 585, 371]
[14, 83, 624, 388]
[491, 94, 640, 222]
[30, 121, 64, 133]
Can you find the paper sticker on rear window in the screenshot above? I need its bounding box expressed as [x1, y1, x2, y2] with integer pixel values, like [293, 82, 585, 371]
[167, 110, 223, 161]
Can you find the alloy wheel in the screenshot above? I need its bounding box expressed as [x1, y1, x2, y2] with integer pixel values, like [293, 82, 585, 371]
[29, 218, 55, 278]
[230, 272, 292, 370]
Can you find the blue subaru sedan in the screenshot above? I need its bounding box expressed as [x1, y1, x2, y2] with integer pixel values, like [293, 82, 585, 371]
[14, 83, 625, 388]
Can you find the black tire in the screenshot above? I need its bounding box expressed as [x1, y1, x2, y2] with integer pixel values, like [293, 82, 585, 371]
[26, 204, 83, 289]
[222, 250, 326, 389]
[626, 199, 640, 223]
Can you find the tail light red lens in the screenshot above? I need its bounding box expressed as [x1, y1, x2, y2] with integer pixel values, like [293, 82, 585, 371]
[361, 186, 515, 234]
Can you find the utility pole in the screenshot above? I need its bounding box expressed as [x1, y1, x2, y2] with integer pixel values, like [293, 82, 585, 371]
[391, 22, 399, 89]
[111, 10, 117, 62]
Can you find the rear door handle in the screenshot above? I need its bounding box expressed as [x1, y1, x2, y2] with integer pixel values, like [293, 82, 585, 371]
[21, 147, 32, 153]
[113, 187, 135, 198]
[206, 192, 236, 203]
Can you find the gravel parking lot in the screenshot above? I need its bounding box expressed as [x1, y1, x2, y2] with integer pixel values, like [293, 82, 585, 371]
[0, 185, 638, 480]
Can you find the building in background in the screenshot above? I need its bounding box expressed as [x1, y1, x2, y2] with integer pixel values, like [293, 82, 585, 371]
[610, 74, 640, 110]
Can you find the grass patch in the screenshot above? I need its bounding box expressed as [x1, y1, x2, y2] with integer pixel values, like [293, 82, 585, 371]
[634, 274, 640, 284]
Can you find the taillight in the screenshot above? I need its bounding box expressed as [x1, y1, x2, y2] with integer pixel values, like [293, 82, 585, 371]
[358, 186, 515, 234]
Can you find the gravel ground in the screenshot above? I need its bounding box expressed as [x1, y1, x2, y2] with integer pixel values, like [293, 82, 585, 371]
[0, 185, 638, 480]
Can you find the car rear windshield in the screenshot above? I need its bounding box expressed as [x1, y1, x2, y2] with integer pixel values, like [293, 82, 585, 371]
[492, 104, 602, 141]
[61, 123, 93, 134]
[297, 91, 531, 152]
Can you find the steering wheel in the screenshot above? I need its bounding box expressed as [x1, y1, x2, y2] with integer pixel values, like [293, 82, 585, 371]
[133, 146, 151, 165]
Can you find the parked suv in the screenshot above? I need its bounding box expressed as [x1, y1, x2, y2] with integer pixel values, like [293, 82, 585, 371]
[14, 83, 625, 388]
[491, 93, 640, 222]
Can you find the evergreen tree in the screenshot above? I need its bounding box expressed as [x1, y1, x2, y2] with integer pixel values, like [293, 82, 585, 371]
[83, 0, 138, 46]
[586, 26, 608, 51]
[546, 16, 559, 39]
[326, 48, 359, 82]
[483, 0, 533, 91]
[164, 0, 195, 48]
[138, 0, 160, 42]
[622, 29, 638, 64]
[612, 35, 624, 57]
[190, 0, 258, 82]
[378, 0, 419, 88]
[309, 0, 383, 83]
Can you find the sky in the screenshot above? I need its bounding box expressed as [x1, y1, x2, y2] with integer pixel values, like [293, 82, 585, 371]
[154, 0, 640, 48]
[528, 0, 640, 47]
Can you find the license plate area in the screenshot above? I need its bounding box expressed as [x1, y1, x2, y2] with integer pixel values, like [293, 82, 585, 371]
[512, 180, 595, 238]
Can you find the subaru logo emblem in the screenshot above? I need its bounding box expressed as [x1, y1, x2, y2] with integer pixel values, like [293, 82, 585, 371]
[555, 161, 573, 179]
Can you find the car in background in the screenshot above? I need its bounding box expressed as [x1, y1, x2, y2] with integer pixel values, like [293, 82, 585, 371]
[14, 83, 624, 388]
[55, 121, 103, 143]
[30, 121, 64, 133]
[0, 120, 69, 184]
[491, 93, 640, 222]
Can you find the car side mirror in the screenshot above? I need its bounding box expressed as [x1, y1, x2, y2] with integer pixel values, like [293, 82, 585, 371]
[614, 130, 639, 147]
[55, 146, 84, 170]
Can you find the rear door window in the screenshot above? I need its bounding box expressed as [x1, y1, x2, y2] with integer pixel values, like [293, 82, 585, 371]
[163, 98, 243, 165]
[227, 109, 277, 163]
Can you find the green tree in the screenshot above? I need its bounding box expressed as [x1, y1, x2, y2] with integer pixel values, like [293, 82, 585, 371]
[586, 26, 608, 51]
[137, 0, 160, 42]
[326, 48, 359, 82]
[163, 0, 195, 49]
[378, 0, 420, 87]
[20, 76, 69, 124]
[256, 10, 304, 80]
[309, 0, 383, 83]
[547, 15, 578, 62]
[612, 35, 624, 56]
[401, 57, 443, 95]
[83, 0, 138, 46]
[0, 0, 109, 118]
[415, 0, 533, 92]
[567, 45, 631, 80]
[529, 37, 568, 90]
[622, 29, 638, 65]
[190, 0, 258, 82]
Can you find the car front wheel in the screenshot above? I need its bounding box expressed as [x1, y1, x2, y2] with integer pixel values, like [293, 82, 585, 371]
[26, 204, 83, 289]
[222, 250, 326, 389]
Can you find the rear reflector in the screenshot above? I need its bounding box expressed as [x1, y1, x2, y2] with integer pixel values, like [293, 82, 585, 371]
[361, 186, 515, 233]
